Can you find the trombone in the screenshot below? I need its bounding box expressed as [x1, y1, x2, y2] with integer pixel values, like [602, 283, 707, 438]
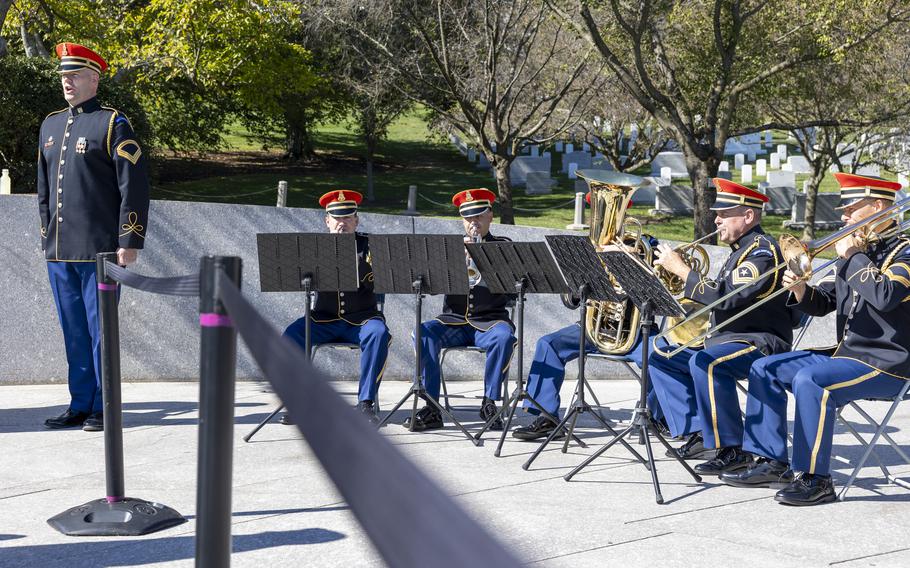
[654, 196, 910, 357]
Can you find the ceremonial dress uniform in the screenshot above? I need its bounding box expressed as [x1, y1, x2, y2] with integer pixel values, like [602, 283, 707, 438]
[283, 191, 391, 422]
[648, 180, 794, 470]
[724, 173, 910, 505]
[408, 189, 516, 431]
[38, 43, 149, 430]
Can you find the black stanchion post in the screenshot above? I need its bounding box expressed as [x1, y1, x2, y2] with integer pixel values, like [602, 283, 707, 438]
[97, 252, 126, 501]
[196, 255, 241, 568]
[47, 253, 186, 536]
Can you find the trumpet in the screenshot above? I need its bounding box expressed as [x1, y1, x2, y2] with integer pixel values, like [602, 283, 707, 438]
[466, 234, 482, 287]
[655, 196, 910, 357]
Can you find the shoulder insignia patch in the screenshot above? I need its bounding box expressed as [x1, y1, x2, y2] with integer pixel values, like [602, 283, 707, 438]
[748, 248, 774, 258]
[115, 140, 142, 165]
[732, 261, 759, 285]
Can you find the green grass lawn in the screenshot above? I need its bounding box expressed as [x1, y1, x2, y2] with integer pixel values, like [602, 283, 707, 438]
[156, 110, 869, 246]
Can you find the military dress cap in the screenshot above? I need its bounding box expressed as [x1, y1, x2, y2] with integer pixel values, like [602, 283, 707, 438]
[453, 188, 495, 218]
[55, 43, 108, 75]
[833, 172, 902, 209]
[319, 190, 362, 217]
[710, 178, 769, 210]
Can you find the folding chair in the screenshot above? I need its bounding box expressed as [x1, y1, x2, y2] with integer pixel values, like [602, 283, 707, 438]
[438, 303, 516, 411]
[835, 381, 910, 500]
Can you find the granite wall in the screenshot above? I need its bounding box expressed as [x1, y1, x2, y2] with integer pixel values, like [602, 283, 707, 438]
[0, 194, 835, 384]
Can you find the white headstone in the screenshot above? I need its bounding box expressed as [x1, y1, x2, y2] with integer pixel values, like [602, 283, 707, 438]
[555, 141, 564, 152]
[899, 171, 909, 189]
[467, 148, 476, 162]
[787, 155, 812, 174]
[0, 169, 10, 195]
[734, 153, 745, 170]
[764, 131, 773, 147]
[770, 153, 781, 169]
[741, 164, 753, 184]
[529, 145, 538, 157]
[855, 164, 881, 177]
[718, 161, 730, 172]
[568, 163, 579, 179]
[756, 159, 767, 177]
[766, 170, 796, 188]
[565, 143, 574, 154]
[582, 142, 590, 152]
[781, 163, 792, 172]
[777, 144, 788, 161]
[660, 167, 672, 183]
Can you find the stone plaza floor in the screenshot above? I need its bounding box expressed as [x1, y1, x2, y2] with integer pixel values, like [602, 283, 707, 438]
[1, 379, 909, 567]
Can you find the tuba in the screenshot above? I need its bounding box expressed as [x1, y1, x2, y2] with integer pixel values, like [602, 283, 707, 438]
[574, 170, 652, 354]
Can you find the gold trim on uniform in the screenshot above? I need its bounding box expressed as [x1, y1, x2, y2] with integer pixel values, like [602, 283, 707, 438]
[732, 261, 759, 285]
[116, 139, 142, 165]
[119, 211, 146, 239]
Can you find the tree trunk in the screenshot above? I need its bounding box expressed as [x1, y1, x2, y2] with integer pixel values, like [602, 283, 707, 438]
[21, 24, 38, 57]
[366, 159, 375, 201]
[802, 168, 826, 240]
[492, 158, 515, 225]
[286, 125, 303, 160]
[684, 155, 720, 241]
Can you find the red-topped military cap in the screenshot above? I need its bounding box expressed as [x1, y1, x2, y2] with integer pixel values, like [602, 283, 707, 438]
[833, 172, 901, 209]
[711, 178, 769, 210]
[319, 190, 362, 217]
[453, 188, 495, 218]
[55, 43, 108, 75]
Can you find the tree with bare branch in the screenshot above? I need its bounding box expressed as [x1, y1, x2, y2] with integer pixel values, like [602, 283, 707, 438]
[312, 0, 600, 223]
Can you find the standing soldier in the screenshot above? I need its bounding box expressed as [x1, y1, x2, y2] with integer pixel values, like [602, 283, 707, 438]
[39, 43, 150, 431]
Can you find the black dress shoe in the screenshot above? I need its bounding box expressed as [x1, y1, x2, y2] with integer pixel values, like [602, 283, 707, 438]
[775, 473, 836, 506]
[665, 432, 713, 460]
[82, 412, 104, 432]
[356, 400, 379, 425]
[402, 406, 443, 431]
[721, 457, 794, 488]
[278, 413, 293, 425]
[512, 416, 565, 441]
[479, 397, 504, 431]
[694, 446, 753, 476]
[44, 408, 89, 430]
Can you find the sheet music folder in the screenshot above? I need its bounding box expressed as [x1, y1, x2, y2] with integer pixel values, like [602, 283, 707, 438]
[256, 232, 360, 292]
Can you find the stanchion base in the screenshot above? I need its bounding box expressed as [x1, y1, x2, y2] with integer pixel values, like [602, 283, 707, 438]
[47, 497, 186, 536]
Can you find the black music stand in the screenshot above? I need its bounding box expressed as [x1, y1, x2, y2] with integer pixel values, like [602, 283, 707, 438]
[371, 234, 479, 445]
[564, 249, 702, 503]
[244, 232, 360, 442]
[464, 241, 587, 455]
[522, 236, 650, 471]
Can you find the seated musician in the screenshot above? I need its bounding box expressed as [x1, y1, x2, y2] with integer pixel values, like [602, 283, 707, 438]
[649, 179, 794, 474]
[722, 173, 910, 505]
[405, 189, 516, 431]
[513, 193, 668, 441]
[282, 190, 392, 424]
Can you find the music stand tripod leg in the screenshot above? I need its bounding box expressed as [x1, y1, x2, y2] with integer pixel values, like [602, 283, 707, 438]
[376, 279, 479, 446]
[244, 279, 314, 442]
[243, 404, 285, 443]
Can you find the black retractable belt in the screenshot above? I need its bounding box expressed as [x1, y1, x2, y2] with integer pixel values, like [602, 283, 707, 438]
[217, 275, 523, 568]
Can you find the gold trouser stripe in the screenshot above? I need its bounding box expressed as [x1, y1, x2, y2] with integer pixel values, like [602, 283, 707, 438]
[808, 369, 879, 474]
[707, 346, 756, 446]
